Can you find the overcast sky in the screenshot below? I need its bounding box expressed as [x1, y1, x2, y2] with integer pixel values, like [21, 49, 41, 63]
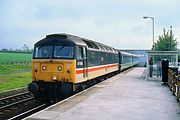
[0, 0, 180, 50]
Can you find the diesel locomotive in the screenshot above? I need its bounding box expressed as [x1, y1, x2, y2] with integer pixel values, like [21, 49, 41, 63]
[28, 33, 139, 100]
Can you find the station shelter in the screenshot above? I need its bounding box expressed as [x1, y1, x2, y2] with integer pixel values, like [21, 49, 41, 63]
[146, 51, 179, 80]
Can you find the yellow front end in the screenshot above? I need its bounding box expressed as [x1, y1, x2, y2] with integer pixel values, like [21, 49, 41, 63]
[32, 59, 76, 83]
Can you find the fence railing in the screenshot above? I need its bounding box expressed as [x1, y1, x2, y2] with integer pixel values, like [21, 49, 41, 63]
[168, 67, 180, 102]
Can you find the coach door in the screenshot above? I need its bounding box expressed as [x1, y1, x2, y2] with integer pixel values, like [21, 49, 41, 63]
[83, 47, 88, 78]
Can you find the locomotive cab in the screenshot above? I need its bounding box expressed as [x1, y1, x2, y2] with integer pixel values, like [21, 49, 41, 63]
[28, 34, 87, 100]
[32, 45, 76, 82]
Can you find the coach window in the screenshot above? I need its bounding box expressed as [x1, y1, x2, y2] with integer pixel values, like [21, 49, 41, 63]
[77, 47, 83, 59]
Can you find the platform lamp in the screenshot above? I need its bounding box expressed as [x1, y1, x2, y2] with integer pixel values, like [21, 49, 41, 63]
[143, 16, 155, 78]
[143, 16, 155, 48]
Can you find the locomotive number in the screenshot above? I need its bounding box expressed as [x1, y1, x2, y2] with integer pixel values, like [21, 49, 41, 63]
[77, 62, 83, 66]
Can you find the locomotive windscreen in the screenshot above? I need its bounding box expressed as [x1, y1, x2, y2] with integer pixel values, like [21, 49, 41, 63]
[34, 46, 53, 58]
[54, 46, 74, 58]
[33, 45, 74, 59]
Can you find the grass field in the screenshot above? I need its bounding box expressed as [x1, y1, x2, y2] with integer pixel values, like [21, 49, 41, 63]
[0, 52, 32, 64]
[0, 52, 32, 92]
[0, 64, 32, 92]
[0, 72, 31, 92]
[0, 64, 31, 74]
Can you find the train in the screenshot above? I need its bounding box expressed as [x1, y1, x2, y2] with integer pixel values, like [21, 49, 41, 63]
[28, 33, 139, 101]
[120, 51, 139, 70]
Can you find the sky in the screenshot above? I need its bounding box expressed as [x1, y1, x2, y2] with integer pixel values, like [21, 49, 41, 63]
[0, 0, 180, 50]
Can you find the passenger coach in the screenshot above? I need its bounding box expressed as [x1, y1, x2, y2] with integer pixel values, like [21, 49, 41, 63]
[119, 51, 139, 71]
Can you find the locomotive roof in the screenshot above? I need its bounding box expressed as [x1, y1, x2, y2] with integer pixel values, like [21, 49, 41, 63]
[34, 33, 87, 47]
[34, 33, 118, 53]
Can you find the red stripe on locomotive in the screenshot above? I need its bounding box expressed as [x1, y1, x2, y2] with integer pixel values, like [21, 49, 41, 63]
[76, 64, 118, 74]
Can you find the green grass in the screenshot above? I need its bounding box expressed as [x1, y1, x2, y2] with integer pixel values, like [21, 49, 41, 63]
[0, 52, 32, 64]
[0, 64, 31, 74]
[0, 72, 31, 92]
[0, 52, 32, 92]
[0, 63, 32, 92]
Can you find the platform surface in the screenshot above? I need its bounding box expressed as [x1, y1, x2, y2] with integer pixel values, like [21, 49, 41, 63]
[26, 68, 180, 120]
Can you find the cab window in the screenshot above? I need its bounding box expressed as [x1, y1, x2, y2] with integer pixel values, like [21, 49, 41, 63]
[54, 46, 74, 58]
[77, 47, 83, 59]
[34, 46, 53, 58]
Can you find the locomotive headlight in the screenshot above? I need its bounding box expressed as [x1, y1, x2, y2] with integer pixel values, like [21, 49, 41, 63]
[52, 76, 57, 80]
[57, 66, 62, 71]
[42, 66, 47, 71]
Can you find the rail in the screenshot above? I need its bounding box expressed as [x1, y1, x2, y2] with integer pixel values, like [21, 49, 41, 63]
[0, 91, 42, 120]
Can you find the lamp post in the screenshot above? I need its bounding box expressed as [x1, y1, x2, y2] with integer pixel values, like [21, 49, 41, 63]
[143, 16, 155, 47]
[170, 26, 172, 51]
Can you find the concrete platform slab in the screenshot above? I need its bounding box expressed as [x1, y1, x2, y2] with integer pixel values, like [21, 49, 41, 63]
[25, 68, 180, 120]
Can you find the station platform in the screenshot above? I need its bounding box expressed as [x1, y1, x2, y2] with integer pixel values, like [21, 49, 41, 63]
[25, 68, 180, 120]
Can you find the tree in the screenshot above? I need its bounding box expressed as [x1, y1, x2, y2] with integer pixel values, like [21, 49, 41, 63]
[152, 28, 178, 51]
[22, 44, 28, 51]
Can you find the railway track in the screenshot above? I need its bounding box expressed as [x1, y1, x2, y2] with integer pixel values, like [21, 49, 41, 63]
[0, 87, 27, 99]
[0, 90, 45, 120]
[0, 91, 32, 109]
